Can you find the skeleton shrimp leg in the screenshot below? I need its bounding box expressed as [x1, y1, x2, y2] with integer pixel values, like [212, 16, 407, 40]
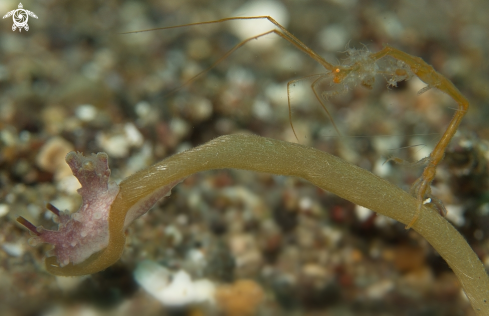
[367, 46, 468, 228]
[286, 74, 342, 140]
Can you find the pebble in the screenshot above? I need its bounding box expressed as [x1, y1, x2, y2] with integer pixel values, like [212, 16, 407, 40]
[215, 279, 264, 316]
[75, 104, 97, 122]
[355, 205, 373, 222]
[97, 133, 129, 158]
[0, 204, 9, 217]
[36, 137, 74, 179]
[134, 260, 215, 307]
[1, 242, 25, 257]
[230, 1, 289, 49]
[445, 204, 465, 227]
[55, 275, 88, 291]
[319, 25, 349, 51]
[125, 142, 153, 175]
[96, 123, 144, 158]
[124, 123, 143, 147]
[372, 158, 392, 177]
[365, 279, 394, 300]
[252, 99, 273, 121]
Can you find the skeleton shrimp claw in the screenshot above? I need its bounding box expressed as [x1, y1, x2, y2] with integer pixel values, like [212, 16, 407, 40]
[407, 171, 432, 229]
[382, 156, 445, 228]
[407, 165, 448, 229]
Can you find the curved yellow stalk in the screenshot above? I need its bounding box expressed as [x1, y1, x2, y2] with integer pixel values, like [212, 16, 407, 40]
[43, 134, 488, 315]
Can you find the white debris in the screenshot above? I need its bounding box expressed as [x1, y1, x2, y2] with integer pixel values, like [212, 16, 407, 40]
[252, 99, 273, 121]
[1, 242, 25, 257]
[75, 104, 97, 122]
[0, 204, 9, 217]
[299, 197, 313, 211]
[374, 214, 395, 228]
[170, 118, 190, 140]
[445, 204, 465, 227]
[124, 123, 143, 147]
[134, 260, 215, 307]
[97, 133, 129, 158]
[366, 279, 394, 300]
[372, 158, 392, 177]
[355, 205, 373, 221]
[97, 123, 144, 158]
[187, 248, 206, 267]
[164, 225, 183, 246]
[135, 101, 151, 118]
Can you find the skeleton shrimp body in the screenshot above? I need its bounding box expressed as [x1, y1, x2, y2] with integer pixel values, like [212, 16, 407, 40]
[124, 16, 468, 229]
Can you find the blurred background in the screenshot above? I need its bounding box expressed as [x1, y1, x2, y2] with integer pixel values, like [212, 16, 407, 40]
[1, 0, 489, 315]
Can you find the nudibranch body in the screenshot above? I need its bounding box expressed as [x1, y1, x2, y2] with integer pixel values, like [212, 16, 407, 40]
[18, 152, 120, 267]
[18, 150, 180, 274]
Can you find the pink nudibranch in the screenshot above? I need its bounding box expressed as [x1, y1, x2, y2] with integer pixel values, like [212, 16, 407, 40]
[18, 151, 180, 276]
[25, 152, 120, 267]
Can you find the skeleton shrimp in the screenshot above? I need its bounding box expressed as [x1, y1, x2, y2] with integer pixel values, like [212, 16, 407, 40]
[123, 16, 469, 229]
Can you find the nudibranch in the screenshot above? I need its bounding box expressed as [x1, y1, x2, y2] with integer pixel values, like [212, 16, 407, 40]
[17, 151, 179, 276]
[18, 152, 120, 267]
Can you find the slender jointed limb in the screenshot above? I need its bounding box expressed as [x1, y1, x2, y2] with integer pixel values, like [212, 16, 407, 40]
[366, 46, 469, 228]
[311, 75, 342, 137]
[286, 74, 341, 141]
[122, 16, 336, 72]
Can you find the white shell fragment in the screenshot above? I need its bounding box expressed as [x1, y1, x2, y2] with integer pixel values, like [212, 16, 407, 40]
[134, 260, 215, 307]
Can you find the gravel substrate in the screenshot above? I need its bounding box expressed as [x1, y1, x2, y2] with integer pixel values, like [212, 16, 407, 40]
[1, 0, 489, 315]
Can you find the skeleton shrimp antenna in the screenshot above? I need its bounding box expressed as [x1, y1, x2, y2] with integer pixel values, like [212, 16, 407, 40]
[122, 16, 341, 140]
